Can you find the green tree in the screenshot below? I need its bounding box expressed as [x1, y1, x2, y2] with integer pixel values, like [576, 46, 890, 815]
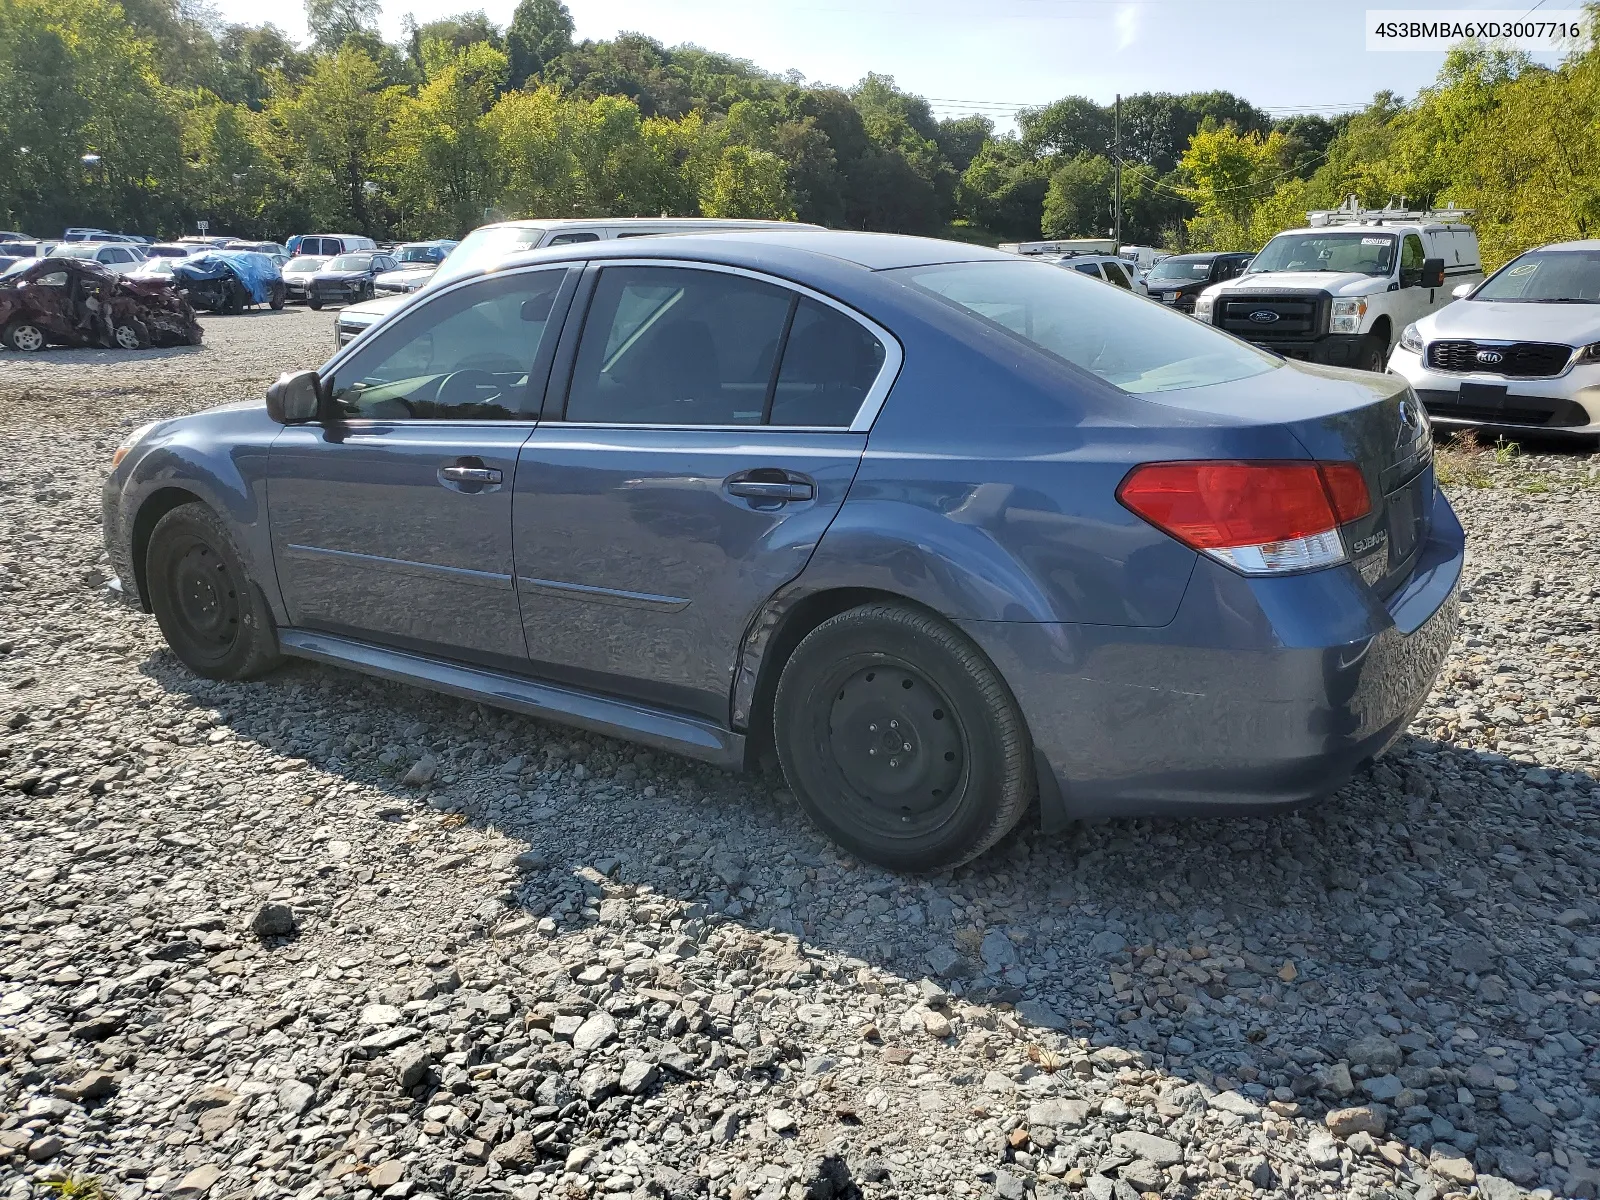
[268, 44, 400, 231]
[305, 0, 380, 53]
[1041, 153, 1114, 238]
[396, 40, 508, 234]
[958, 138, 1047, 238]
[506, 0, 573, 89]
[700, 144, 794, 219]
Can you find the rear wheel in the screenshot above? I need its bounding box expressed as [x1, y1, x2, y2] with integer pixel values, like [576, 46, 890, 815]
[308, 297, 323, 310]
[146, 503, 281, 680]
[4, 321, 47, 352]
[773, 603, 1033, 872]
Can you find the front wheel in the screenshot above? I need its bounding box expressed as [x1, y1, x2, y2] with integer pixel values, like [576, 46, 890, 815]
[114, 321, 150, 350]
[308, 297, 323, 311]
[146, 503, 282, 680]
[4, 321, 47, 351]
[1355, 332, 1388, 373]
[773, 603, 1033, 872]
[270, 284, 285, 311]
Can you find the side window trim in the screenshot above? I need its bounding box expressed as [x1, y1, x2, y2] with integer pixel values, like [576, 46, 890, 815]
[317, 264, 583, 424]
[545, 258, 904, 433]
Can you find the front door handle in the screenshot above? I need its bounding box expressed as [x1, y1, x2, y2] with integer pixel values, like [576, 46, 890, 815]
[440, 465, 502, 484]
[724, 469, 814, 503]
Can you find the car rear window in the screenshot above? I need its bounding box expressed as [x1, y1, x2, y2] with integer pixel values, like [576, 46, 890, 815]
[899, 259, 1279, 395]
[328, 254, 374, 271]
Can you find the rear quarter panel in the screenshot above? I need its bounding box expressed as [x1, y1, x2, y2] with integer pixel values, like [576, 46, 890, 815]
[803, 284, 1311, 627]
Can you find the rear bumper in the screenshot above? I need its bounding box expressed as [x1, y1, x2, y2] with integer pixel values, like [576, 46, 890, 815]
[963, 487, 1463, 819]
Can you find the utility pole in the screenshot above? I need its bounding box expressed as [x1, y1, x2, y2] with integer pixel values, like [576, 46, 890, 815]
[1113, 93, 1122, 253]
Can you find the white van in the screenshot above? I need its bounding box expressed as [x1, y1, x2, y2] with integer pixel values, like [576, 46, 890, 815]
[290, 234, 377, 259]
[333, 217, 820, 346]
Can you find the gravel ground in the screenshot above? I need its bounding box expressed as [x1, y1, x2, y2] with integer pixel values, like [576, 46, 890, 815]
[2, 314, 1599, 1200]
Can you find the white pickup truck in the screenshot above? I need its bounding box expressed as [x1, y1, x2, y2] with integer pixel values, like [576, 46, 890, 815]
[1194, 197, 1483, 372]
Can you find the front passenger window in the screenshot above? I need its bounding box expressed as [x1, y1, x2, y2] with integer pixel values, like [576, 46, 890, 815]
[325, 269, 567, 421]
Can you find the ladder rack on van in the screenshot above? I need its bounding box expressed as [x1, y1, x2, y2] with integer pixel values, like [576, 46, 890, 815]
[1306, 194, 1474, 228]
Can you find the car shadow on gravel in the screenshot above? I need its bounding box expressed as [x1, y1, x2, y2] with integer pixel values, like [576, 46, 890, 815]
[141, 649, 1600, 1192]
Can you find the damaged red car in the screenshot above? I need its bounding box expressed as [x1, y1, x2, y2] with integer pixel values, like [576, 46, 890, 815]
[0, 258, 202, 351]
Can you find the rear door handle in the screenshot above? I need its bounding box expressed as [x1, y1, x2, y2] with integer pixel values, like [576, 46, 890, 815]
[440, 465, 502, 484]
[724, 469, 814, 503]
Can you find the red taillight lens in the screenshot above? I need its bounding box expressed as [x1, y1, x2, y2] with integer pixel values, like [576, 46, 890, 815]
[1117, 460, 1372, 575]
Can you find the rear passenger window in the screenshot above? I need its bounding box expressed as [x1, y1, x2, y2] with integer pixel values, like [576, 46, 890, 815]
[1073, 262, 1101, 277]
[1103, 262, 1133, 289]
[566, 266, 791, 425]
[770, 299, 886, 427]
[564, 267, 886, 428]
[546, 232, 599, 245]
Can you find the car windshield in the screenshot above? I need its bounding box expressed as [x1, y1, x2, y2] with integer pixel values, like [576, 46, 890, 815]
[134, 259, 173, 275]
[49, 243, 99, 259]
[397, 246, 441, 263]
[1, 260, 27, 279]
[284, 257, 327, 274]
[1146, 258, 1213, 283]
[1247, 232, 1396, 275]
[900, 259, 1278, 394]
[431, 225, 548, 285]
[1474, 250, 1600, 302]
[327, 254, 374, 271]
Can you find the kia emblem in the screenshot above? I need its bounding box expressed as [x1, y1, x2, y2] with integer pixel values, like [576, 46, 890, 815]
[1248, 310, 1279, 324]
[1476, 349, 1504, 365]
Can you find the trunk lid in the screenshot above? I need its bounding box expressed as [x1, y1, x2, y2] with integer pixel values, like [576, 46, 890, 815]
[1141, 358, 1434, 599]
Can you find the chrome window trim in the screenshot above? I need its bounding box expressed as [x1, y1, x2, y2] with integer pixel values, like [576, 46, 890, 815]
[564, 258, 904, 433]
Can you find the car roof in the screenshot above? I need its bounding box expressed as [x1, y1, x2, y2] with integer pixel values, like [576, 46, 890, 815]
[503, 230, 1012, 274]
[1534, 239, 1600, 253]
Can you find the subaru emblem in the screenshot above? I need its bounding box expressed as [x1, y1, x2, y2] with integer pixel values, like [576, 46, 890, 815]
[1248, 310, 1279, 324]
[1476, 349, 1504, 365]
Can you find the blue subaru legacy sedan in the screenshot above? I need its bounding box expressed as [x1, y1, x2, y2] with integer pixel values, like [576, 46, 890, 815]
[103, 231, 1462, 872]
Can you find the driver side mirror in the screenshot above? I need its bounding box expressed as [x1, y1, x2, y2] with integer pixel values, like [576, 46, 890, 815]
[1451, 281, 1476, 300]
[1422, 257, 1446, 289]
[266, 370, 322, 424]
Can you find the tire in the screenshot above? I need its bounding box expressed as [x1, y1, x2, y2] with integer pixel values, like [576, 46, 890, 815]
[1356, 332, 1387, 373]
[113, 320, 150, 350]
[145, 502, 282, 681]
[773, 603, 1033, 872]
[308, 297, 323, 311]
[3, 321, 47, 352]
[270, 285, 285, 311]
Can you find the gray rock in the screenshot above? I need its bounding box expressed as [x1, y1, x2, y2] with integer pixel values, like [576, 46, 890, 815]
[1027, 1098, 1089, 1128]
[1016, 998, 1067, 1031]
[1345, 1033, 1403, 1073]
[1206, 1090, 1261, 1120]
[276, 1078, 315, 1116]
[250, 903, 297, 938]
[992, 1171, 1025, 1200]
[402, 753, 437, 786]
[981, 929, 1019, 970]
[1111, 1131, 1182, 1166]
[393, 1047, 431, 1091]
[572, 1010, 618, 1052]
[926, 945, 974, 980]
[1476, 1176, 1527, 1200]
[1306, 1131, 1341, 1169]
[710, 1111, 740, 1143]
[1449, 938, 1498, 974]
[619, 1059, 659, 1095]
[1087, 930, 1128, 957]
[1361, 1073, 1403, 1102]
[1118, 1159, 1165, 1193]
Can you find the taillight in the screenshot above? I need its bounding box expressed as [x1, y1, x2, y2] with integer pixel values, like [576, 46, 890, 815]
[1117, 460, 1372, 575]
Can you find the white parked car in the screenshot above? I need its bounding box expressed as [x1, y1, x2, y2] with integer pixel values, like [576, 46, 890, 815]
[1195, 197, 1482, 372]
[332, 216, 821, 347]
[1388, 239, 1600, 438]
[1045, 253, 1146, 295]
[46, 241, 147, 275]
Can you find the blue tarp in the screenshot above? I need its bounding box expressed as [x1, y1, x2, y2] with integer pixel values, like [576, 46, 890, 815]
[171, 251, 281, 304]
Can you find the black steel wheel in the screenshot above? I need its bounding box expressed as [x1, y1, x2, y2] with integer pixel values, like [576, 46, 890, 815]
[146, 503, 281, 680]
[774, 603, 1033, 872]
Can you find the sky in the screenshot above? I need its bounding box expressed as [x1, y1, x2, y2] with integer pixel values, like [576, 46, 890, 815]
[205, 0, 1571, 128]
